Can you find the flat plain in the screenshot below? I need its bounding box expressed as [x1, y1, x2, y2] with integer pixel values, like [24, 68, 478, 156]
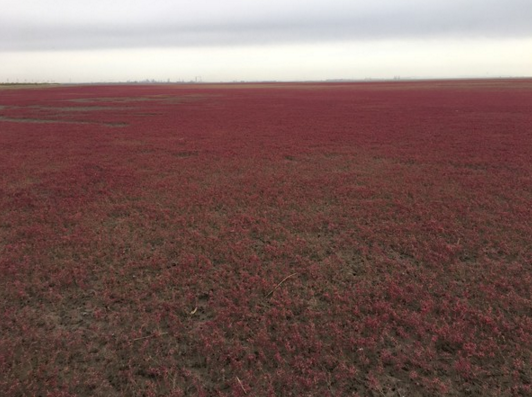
[1, 80, 531, 396]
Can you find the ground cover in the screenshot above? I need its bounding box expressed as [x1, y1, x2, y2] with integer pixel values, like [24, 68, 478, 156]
[0, 80, 531, 396]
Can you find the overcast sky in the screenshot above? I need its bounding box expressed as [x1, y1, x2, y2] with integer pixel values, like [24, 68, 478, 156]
[1, 0, 531, 82]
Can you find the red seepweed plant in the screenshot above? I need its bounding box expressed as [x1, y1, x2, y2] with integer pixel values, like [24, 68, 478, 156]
[0, 80, 531, 396]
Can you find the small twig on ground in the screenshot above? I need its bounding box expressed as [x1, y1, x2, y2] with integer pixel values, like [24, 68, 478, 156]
[266, 273, 297, 298]
[236, 376, 247, 394]
[132, 332, 168, 342]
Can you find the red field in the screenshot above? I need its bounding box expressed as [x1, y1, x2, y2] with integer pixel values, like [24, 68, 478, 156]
[1, 80, 531, 396]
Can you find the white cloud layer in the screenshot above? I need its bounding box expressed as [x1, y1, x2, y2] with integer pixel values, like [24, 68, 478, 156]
[1, 0, 531, 81]
[2, 0, 532, 51]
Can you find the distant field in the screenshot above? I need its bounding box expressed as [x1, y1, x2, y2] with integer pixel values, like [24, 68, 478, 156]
[0, 84, 59, 90]
[1, 80, 531, 396]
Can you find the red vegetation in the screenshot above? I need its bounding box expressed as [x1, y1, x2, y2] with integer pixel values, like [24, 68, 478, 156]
[1, 80, 531, 396]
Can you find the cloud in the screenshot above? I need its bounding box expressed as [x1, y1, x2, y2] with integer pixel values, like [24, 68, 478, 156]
[1, 0, 531, 51]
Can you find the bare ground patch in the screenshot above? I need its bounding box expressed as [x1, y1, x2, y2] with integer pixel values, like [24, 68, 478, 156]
[67, 94, 212, 104]
[30, 106, 130, 112]
[0, 116, 127, 127]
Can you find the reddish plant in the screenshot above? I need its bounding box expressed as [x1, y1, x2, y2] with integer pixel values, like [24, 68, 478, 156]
[1, 80, 531, 396]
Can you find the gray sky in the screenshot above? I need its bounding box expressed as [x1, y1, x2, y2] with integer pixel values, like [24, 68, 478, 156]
[1, 0, 531, 82]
